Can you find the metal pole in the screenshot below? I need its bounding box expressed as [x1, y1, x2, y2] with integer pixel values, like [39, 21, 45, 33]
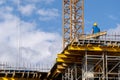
[68, 67, 70, 80]
[103, 53, 105, 80]
[85, 51, 88, 80]
[106, 55, 108, 80]
[74, 64, 77, 80]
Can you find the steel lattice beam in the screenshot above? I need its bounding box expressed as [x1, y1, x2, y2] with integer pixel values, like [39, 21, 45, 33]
[62, 0, 84, 48]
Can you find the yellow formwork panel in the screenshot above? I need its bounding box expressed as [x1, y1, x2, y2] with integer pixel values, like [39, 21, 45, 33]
[0, 77, 39, 80]
[68, 45, 120, 52]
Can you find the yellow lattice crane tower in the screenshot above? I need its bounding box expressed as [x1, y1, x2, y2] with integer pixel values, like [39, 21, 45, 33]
[62, 0, 107, 49]
[62, 0, 84, 48]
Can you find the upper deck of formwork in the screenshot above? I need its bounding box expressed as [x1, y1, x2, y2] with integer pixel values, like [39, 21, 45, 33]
[69, 39, 120, 55]
[47, 35, 120, 79]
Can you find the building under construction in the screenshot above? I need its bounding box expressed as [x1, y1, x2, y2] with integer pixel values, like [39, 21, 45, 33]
[0, 0, 120, 80]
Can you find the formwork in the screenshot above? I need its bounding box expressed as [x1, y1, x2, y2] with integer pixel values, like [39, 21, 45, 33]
[48, 35, 120, 80]
[0, 62, 50, 80]
[0, 69, 47, 80]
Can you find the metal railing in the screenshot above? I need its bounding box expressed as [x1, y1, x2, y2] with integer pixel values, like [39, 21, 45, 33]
[0, 62, 51, 72]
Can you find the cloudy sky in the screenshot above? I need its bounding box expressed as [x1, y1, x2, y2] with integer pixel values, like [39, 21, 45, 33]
[0, 0, 120, 69]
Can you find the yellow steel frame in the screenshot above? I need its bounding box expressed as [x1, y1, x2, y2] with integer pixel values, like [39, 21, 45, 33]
[48, 41, 120, 79]
[0, 77, 39, 80]
[0, 71, 47, 80]
[68, 44, 120, 52]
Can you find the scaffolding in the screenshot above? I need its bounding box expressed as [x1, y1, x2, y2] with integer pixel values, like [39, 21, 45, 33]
[48, 36, 120, 80]
[61, 53, 120, 80]
[0, 63, 50, 79]
[62, 64, 81, 80]
[83, 54, 120, 80]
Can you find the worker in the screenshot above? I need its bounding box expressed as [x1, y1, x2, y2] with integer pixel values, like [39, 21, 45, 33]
[92, 22, 100, 39]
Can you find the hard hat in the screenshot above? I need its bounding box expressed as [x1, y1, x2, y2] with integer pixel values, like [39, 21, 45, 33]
[93, 22, 97, 26]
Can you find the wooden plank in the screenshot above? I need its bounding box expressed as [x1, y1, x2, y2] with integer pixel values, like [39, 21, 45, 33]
[81, 31, 107, 39]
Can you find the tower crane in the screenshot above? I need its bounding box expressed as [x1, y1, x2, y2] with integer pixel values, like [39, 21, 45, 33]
[62, 0, 107, 49]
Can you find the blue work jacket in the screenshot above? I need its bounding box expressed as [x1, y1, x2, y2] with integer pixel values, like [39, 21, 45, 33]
[92, 26, 100, 34]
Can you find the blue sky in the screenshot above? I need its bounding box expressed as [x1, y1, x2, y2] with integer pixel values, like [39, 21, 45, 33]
[0, 0, 120, 68]
[85, 0, 120, 33]
[1, 0, 120, 34]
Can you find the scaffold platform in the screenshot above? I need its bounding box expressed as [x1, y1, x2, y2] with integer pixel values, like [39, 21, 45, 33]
[48, 39, 120, 80]
[0, 69, 47, 80]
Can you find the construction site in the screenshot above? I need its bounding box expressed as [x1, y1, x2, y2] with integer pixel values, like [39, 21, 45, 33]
[0, 0, 120, 80]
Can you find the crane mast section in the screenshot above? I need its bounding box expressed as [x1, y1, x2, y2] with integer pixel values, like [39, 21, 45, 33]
[63, 0, 84, 48]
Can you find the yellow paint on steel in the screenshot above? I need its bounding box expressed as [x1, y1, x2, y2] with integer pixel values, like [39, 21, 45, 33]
[62, 63, 68, 67]
[57, 54, 81, 58]
[0, 78, 39, 80]
[68, 45, 120, 52]
[63, 51, 70, 54]
[56, 58, 81, 64]
[52, 69, 61, 78]
[57, 65, 65, 69]
[57, 54, 68, 58]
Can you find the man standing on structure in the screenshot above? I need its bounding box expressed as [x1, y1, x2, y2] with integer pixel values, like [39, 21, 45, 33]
[92, 22, 100, 39]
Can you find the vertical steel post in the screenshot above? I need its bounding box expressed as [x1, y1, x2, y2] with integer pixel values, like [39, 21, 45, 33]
[106, 55, 108, 80]
[103, 53, 105, 80]
[74, 64, 77, 80]
[85, 51, 87, 80]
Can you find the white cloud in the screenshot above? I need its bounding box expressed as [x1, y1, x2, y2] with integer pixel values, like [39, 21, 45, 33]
[0, 6, 13, 14]
[0, 5, 62, 69]
[24, 0, 55, 4]
[108, 24, 120, 34]
[108, 15, 118, 20]
[20, 31, 62, 64]
[10, 0, 55, 5]
[0, 0, 5, 5]
[19, 4, 36, 16]
[105, 24, 120, 41]
[37, 8, 59, 21]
